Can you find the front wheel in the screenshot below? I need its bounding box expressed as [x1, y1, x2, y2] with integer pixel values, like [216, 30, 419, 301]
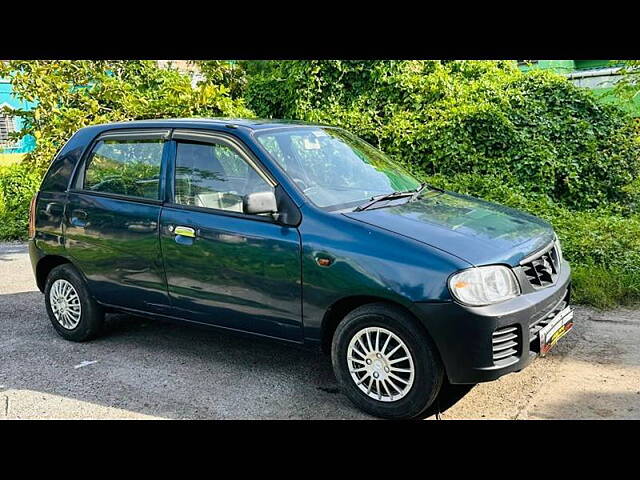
[331, 303, 443, 419]
[44, 264, 105, 342]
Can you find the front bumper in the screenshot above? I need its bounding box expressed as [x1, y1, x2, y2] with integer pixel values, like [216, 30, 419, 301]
[411, 260, 572, 384]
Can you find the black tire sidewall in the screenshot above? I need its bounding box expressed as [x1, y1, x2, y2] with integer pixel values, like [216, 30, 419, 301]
[44, 264, 103, 342]
[332, 303, 443, 419]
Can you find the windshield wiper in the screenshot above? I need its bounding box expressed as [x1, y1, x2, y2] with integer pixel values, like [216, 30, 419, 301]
[354, 183, 442, 212]
[353, 191, 415, 212]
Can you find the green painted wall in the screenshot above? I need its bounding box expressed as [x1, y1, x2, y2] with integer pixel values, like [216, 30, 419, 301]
[519, 60, 576, 73]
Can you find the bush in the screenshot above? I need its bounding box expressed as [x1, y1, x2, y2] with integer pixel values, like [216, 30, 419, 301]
[245, 60, 640, 210]
[0, 162, 41, 240]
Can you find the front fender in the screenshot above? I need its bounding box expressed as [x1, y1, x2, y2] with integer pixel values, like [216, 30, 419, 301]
[298, 205, 470, 342]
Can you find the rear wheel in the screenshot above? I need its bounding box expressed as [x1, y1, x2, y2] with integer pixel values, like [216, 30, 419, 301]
[44, 264, 105, 342]
[331, 303, 443, 419]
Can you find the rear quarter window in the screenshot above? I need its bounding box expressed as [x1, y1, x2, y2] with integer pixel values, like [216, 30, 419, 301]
[40, 154, 76, 192]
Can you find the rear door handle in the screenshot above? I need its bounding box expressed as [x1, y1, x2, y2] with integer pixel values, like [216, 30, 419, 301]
[45, 202, 63, 217]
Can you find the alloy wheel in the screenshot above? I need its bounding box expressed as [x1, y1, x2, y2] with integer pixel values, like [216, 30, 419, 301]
[50, 279, 82, 330]
[346, 326, 415, 402]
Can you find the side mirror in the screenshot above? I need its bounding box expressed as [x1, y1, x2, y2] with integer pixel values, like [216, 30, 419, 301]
[243, 191, 278, 215]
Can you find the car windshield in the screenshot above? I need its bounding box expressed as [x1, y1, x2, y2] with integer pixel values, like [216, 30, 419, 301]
[255, 127, 421, 210]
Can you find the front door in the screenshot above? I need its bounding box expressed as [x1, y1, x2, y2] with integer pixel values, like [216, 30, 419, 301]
[159, 132, 303, 341]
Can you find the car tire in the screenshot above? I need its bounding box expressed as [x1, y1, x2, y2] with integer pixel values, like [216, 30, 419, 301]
[331, 302, 444, 419]
[44, 264, 105, 342]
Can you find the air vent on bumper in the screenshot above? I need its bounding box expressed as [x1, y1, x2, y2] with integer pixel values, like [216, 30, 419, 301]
[492, 325, 520, 364]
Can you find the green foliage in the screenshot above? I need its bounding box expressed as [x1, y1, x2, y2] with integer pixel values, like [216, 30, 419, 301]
[0, 60, 253, 174]
[613, 60, 640, 103]
[571, 265, 640, 309]
[0, 162, 40, 239]
[245, 60, 640, 210]
[192, 60, 248, 99]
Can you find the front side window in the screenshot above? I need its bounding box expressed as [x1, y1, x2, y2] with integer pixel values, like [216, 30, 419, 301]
[83, 139, 164, 200]
[174, 140, 272, 213]
[256, 127, 420, 210]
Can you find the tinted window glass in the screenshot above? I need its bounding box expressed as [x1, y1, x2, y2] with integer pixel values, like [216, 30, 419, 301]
[174, 141, 271, 213]
[83, 139, 164, 199]
[41, 154, 75, 192]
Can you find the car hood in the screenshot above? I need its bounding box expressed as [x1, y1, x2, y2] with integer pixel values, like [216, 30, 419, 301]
[343, 190, 555, 266]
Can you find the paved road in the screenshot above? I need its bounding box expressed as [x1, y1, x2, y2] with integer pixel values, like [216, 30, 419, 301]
[1, 242, 639, 419]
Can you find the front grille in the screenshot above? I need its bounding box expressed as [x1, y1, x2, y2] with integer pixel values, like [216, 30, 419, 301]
[521, 243, 560, 289]
[492, 325, 520, 364]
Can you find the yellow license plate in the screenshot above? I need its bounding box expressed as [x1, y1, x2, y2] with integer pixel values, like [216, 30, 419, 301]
[539, 306, 574, 356]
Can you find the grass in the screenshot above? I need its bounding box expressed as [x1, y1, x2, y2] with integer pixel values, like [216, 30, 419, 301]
[571, 265, 640, 310]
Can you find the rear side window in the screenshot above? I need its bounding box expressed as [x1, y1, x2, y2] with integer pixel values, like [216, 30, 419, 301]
[83, 139, 164, 200]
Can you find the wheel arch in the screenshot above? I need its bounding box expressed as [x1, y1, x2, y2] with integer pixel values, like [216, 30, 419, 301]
[320, 295, 437, 355]
[35, 255, 73, 292]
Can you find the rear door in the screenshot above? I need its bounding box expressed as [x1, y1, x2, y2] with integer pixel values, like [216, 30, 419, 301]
[65, 129, 171, 313]
[159, 130, 303, 341]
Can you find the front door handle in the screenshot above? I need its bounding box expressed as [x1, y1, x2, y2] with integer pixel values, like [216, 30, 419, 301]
[173, 226, 196, 238]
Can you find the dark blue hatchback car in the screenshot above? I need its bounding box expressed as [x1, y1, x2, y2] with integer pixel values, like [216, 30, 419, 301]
[28, 118, 574, 418]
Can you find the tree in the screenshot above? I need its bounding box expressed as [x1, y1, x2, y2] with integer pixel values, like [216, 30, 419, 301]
[0, 60, 254, 172]
[614, 60, 640, 103]
[192, 60, 248, 100]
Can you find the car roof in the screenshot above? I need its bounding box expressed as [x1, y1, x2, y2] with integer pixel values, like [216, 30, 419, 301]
[87, 118, 331, 132]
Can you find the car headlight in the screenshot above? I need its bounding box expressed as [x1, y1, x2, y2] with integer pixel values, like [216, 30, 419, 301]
[449, 265, 521, 306]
